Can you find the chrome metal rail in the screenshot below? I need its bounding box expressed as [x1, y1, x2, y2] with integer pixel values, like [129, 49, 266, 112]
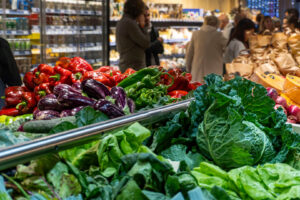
[0, 99, 192, 170]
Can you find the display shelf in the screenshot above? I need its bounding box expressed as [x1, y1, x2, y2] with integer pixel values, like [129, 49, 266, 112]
[0, 30, 30, 35]
[0, 9, 30, 15]
[165, 38, 189, 43]
[110, 18, 203, 27]
[32, 7, 102, 16]
[110, 60, 119, 66]
[161, 54, 185, 59]
[13, 50, 31, 56]
[0, 99, 191, 170]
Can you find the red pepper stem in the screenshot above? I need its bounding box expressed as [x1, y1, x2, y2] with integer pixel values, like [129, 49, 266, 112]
[38, 91, 46, 97]
[16, 101, 27, 110]
[35, 71, 40, 77]
[1, 96, 5, 99]
[161, 72, 174, 88]
[74, 72, 82, 80]
[49, 74, 61, 81]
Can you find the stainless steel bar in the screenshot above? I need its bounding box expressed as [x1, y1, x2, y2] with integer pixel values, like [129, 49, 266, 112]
[0, 99, 192, 170]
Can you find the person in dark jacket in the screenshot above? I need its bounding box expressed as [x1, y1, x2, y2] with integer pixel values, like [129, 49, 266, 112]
[0, 38, 22, 109]
[116, 0, 150, 72]
[144, 6, 164, 66]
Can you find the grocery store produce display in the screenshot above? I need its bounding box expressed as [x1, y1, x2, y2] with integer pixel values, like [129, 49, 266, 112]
[0, 57, 200, 147]
[0, 74, 299, 200]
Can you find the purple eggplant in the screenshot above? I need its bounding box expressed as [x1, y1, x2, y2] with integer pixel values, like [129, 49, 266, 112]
[53, 84, 81, 96]
[81, 79, 111, 99]
[58, 92, 95, 107]
[127, 98, 135, 113]
[34, 110, 60, 120]
[60, 106, 85, 117]
[94, 99, 125, 118]
[38, 95, 68, 111]
[72, 82, 82, 91]
[111, 86, 127, 109]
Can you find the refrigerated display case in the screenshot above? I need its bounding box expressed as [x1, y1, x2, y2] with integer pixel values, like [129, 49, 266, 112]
[0, 0, 109, 76]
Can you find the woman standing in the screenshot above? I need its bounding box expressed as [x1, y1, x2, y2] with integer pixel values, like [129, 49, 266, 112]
[224, 18, 255, 64]
[116, 0, 150, 72]
[259, 16, 275, 33]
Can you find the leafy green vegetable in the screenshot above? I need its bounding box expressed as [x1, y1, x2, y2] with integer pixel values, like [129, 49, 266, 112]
[0, 129, 30, 148]
[75, 106, 109, 127]
[0, 175, 12, 200]
[161, 144, 206, 170]
[193, 75, 299, 169]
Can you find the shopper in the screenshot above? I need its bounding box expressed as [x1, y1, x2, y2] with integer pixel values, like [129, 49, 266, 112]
[287, 15, 299, 32]
[255, 13, 264, 32]
[259, 16, 275, 33]
[116, 0, 150, 72]
[229, 13, 246, 39]
[186, 16, 227, 82]
[218, 14, 233, 40]
[272, 17, 282, 32]
[0, 38, 22, 109]
[285, 8, 299, 19]
[144, 6, 164, 66]
[224, 18, 255, 64]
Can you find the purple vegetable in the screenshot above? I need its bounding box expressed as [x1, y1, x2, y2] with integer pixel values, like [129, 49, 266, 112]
[38, 95, 68, 111]
[127, 98, 135, 113]
[94, 99, 125, 118]
[81, 79, 111, 99]
[58, 92, 95, 107]
[60, 106, 85, 117]
[72, 82, 82, 91]
[111, 86, 127, 109]
[53, 84, 81, 96]
[34, 110, 60, 120]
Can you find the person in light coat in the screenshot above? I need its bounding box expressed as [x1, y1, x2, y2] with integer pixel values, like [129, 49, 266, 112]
[186, 16, 227, 82]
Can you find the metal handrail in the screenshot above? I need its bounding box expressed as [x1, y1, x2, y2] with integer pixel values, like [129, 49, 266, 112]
[0, 99, 192, 170]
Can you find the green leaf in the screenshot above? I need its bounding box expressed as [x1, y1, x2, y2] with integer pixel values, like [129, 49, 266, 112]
[116, 179, 146, 200]
[46, 162, 69, 190]
[142, 190, 169, 200]
[59, 174, 81, 198]
[50, 122, 77, 134]
[0, 129, 30, 148]
[21, 176, 56, 198]
[161, 144, 206, 170]
[75, 106, 108, 127]
[0, 175, 12, 200]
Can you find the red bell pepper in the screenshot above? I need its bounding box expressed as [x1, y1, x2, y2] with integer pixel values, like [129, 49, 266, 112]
[4, 86, 28, 107]
[23, 72, 35, 91]
[33, 64, 55, 86]
[161, 69, 190, 92]
[168, 90, 188, 99]
[95, 66, 121, 76]
[34, 83, 53, 101]
[0, 108, 19, 116]
[111, 74, 128, 84]
[50, 66, 72, 86]
[188, 82, 202, 91]
[16, 92, 36, 114]
[83, 71, 114, 87]
[123, 68, 136, 75]
[56, 57, 72, 69]
[70, 72, 84, 83]
[68, 57, 94, 73]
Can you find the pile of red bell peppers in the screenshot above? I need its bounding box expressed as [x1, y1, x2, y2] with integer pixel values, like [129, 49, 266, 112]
[0, 57, 201, 117]
[160, 68, 201, 99]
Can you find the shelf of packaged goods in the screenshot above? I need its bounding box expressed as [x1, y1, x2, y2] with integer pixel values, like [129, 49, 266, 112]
[0, 30, 30, 36]
[44, 26, 102, 35]
[47, 45, 102, 54]
[0, 99, 192, 170]
[164, 38, 189, 43]
[0, 9, 30, 15]
[13, 50, 31, 56]
[110, 18, 203, 27]
[32, 7, 102, 16]
[160, 54, 185, 59]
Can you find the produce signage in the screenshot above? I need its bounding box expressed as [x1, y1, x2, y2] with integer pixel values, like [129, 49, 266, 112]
[0, 74, 299, 200]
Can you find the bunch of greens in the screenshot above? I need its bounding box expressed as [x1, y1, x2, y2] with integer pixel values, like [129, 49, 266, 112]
[191, 162, 300, 200]
[158, 74, 299, 170]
